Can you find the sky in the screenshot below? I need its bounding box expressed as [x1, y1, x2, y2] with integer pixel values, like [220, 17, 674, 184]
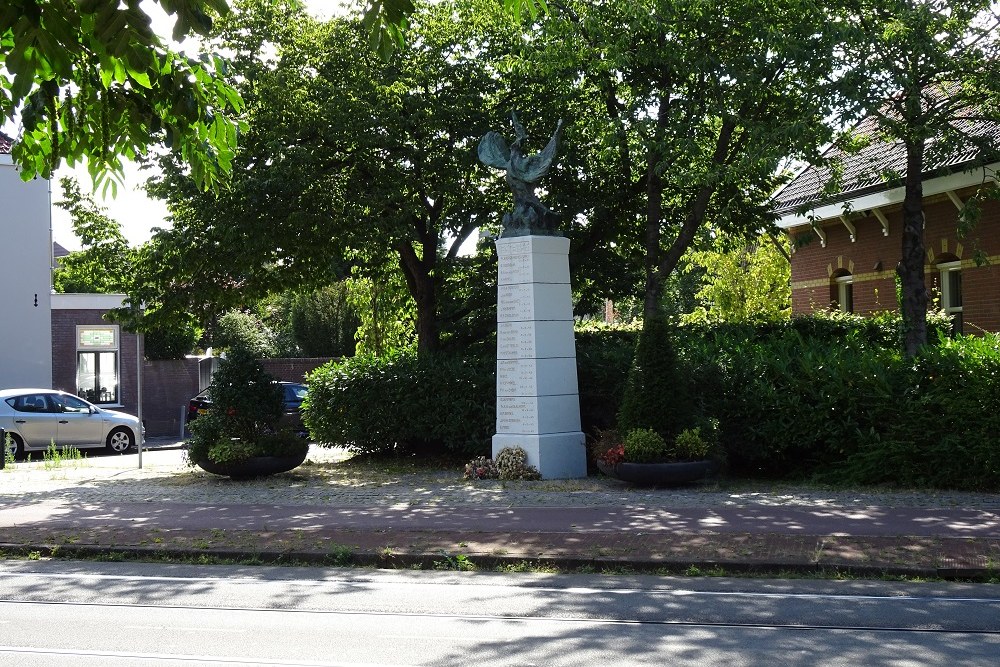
[46, 0, 347, 250]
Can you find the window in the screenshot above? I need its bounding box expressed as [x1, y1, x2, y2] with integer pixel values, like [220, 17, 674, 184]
[831, 272, 854, 313]
[939, 260, 963, 335]
[77, 325, 120, 404]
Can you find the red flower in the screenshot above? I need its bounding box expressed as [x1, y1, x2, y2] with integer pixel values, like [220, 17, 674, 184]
[599, 444, 625, 466]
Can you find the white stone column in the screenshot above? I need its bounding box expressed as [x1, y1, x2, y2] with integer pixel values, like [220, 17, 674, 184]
[493, 235, 587, 479]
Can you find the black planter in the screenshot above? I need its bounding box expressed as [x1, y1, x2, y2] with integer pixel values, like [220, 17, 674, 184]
[194, 445, 308, 480]
[596, 459, 716, 486]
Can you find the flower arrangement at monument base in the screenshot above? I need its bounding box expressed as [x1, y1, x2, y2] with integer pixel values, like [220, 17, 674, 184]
[464, 446, 541, 481]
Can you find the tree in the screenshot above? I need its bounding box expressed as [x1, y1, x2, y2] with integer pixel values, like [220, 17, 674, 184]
[681, 232, 791, 324]
[52, 177, 134, 293]
[289, 282, 360, 358]
[1, 0, 245, 190]
[531, 0, 840, 325]
[132, 0, 521, 355]
[834, 0, 1000, 356]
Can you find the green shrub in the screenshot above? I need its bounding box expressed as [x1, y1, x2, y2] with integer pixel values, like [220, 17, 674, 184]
[623, 428, 668, 463]
[215, 310, 276, 358]
[675, 316, 1000, 489]
[674, 427, 711, 461]
[186, 346, 294, 467]
[617, 317, 690, 441]
[143, 319, 200, 359]
[575, 323, 639, 435]
[290, 282, 359, 357]
[304, 350, 494, 457]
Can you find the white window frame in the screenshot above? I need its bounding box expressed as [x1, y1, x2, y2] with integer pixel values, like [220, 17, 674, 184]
[938, 260, 963, 334]
[76, 325, 121, 405]
[835, 274, 854, 313]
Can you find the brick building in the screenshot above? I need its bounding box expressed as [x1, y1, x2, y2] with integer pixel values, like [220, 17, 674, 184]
[774, 119, 1000, 334]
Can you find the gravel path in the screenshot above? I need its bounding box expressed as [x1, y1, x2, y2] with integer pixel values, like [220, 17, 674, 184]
[3, 442, 999, 511]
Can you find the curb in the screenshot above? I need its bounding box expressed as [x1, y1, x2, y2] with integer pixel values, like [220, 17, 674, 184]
[3, 542, 995, 582]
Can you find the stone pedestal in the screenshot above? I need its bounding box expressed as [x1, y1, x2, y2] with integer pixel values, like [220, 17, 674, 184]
[493, 236, 586, 479]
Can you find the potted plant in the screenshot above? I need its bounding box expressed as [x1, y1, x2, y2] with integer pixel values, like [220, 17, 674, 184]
[595, 423, 718, 486]
[186, 345, 308, 479]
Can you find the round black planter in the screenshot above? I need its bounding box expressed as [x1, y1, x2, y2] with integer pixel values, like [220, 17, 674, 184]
[194, 446, 308, 480]
[596, 459, 716, 486]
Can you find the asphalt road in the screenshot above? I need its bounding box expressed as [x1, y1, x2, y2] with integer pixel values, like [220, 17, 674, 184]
[0, 561, 997, 665]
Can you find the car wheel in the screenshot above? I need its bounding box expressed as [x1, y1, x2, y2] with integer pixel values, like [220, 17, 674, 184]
[106, 427, 134, 453]
[4, 432, 22, 459]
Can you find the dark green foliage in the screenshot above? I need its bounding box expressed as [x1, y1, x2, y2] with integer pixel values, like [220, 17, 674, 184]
[574, 324, 639, 435]
[617, 317, 692, 441]
[143, 321, 200, 360]
[290, 283, 359, 357]
[210, 346, 283, 443]
[678, 314, 1000, 490]
[186, 346, 286, 466]
[828, 337, 1000, 490]
[304, 351, 495, 457]
[215, 310, 276, 358]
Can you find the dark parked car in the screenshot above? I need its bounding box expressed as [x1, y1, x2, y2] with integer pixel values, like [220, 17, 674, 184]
[186, 382, 309, 435]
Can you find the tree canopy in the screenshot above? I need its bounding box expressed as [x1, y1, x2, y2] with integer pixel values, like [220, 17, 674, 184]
[0, 0, 545, 189]
[530, 0, 840, 323]
[52, 177, 134, 293]
[128, 0, 524, 355]
[1, 0, 246, 191]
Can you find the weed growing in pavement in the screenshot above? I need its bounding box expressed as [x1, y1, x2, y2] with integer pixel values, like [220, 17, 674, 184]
[42, 442, 85, 470]
[3, 435, 15, 469]
[327, 544, 354, 566]
[433, 552, 476, 571]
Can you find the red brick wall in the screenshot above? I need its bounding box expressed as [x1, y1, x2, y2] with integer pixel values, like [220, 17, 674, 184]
[51, 309, 141, 416]
[142, 358, 201, 438]
[261, 357, 337, 383]
[790, 193, 1000, 332]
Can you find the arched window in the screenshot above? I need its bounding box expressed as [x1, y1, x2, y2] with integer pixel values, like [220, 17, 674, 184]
[937, 258, 963, 335]
[830, 270, 853, 313]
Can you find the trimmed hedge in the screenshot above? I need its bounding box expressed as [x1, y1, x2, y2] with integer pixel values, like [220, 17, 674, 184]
[301, 311, 1000, 490]
[303, 351, 495, 457]
[678, 314, 1000, 490]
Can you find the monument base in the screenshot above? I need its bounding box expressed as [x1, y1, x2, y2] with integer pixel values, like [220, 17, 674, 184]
[492, 432, 587, 480]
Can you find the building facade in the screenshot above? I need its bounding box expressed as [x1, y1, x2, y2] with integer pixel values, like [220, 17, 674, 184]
[773, 113, 1000, 335]
[0, 133, 53, 388]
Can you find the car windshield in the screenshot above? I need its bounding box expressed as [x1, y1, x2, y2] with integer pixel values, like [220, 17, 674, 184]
[284, 384, 308, 400]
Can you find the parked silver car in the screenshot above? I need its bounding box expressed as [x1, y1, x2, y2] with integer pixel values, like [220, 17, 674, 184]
[0, 388, 143, 457]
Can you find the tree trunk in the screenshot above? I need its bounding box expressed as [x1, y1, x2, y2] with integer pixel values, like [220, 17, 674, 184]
[396, 241, 439, 356]
[898, 139, 929, 357]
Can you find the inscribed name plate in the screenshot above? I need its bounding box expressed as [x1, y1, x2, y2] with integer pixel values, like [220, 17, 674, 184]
[496, 397, 538, 433]
[496, 395, 583, 434]
[497, 320, 576, 359]
[497, 283, 574, 322]
[498, 252, 532, 284]
[497, 284, 534, 322]
[497, 358, 580, 397]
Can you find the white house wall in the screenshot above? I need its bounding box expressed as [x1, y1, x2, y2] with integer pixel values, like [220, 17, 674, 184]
[0, 154, 52, 389]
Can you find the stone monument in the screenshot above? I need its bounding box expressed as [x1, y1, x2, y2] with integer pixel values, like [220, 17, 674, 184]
[479, 113, 587, 479]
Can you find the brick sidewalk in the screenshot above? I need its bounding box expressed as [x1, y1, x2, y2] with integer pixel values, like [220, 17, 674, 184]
[1, 443, 998, 578]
